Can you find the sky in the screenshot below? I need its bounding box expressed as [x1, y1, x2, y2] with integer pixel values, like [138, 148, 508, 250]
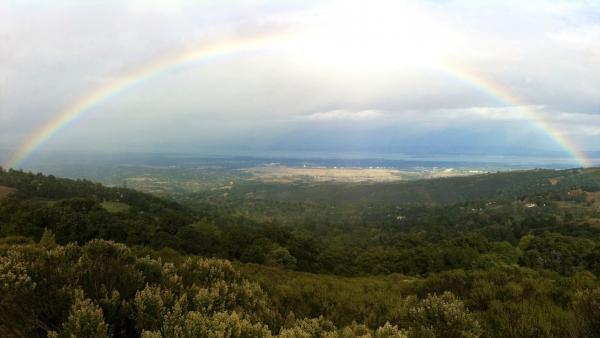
[1, 0, 600, 164]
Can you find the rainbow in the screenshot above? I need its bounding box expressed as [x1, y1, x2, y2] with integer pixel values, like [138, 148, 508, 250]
[5, 32, 591, 168]
[440, 60, 592, 167]
[5, 29, 293, 169]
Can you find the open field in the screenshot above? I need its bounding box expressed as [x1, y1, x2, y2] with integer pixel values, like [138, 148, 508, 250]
[244, 166, 484, 183]
[245, 166, 405, 182]
[100, 201, 131, 213]
[0, 185, 14, 199]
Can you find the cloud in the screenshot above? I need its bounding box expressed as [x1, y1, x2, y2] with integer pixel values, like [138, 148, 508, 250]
[551, 24, 600, 51]
[304, 110, 385, 121]
[1, 0, 600, 158]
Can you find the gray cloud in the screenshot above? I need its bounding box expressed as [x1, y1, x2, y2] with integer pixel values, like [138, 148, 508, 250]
[1, 0, 599, 159]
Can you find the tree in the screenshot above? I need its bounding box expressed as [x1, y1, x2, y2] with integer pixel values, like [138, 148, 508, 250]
[408, 292, 482, 338]
[49, 290, 109, 338]
[279, 316, 337, 337]
[77, 240, 144, 299]
[374, 323, 408, 338]
[39, 228, 57, 248]
[0, 249, 38, 336]
[132, 285, 174, 332]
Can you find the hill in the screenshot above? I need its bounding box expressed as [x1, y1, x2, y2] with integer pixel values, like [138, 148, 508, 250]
[2, 167, 600, 337]
[223, 168, 600, 206]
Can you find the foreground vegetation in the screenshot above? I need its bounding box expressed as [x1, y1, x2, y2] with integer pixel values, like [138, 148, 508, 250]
[3, 237, 600, 337]
[3, 167, 600, 337]
[3, 238, 484, 337]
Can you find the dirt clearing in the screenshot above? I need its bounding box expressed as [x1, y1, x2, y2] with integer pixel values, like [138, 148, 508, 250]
[0, 185, 15, 199]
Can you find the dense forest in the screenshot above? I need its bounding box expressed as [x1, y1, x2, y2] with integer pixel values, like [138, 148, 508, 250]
[2, 167, 600, 337]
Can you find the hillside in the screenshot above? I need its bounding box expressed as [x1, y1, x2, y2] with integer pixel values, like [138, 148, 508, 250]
[3, 167, 600, 276]
[2, 167, 600, 337]
[223, 168, 600, 206]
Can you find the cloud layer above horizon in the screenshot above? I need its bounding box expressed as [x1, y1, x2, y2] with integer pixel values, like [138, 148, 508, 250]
[1, 0, 600, 160]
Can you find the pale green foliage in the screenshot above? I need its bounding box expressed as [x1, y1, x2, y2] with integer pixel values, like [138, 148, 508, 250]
[0, 248, 37, 336]
[130, 252, 275, 337]
[265, 246, 297, 269]
[161, 261, 184, 291]
[203, 311, 272, 338]
[120, 251, 277, 337]
[283, 312, 297, 329]
[0, 240, 484, 338]
[278, 316, 337, 337]
[135, 256, 166, 285]
[1, 243, 80, 336]
[373, 323, 407, 338]
[77, 239, 145, 299]
[407, 292, 482, 338]
[179, 257, 241, 287]
[516, 234, 535, 255]
[141, 331, 164, 338]
[52, 289, 109, 338]
[159, 299, 203, 338]
[39, 228, 57, 248]
[191, 279, 272, 321]
[278, 319, 408, 338]
[338, 322, 371, 338]
[144, 310, 272, 338]
[133, 285, 175, 332]
[0, 248, 36, 295]
[96, 288, 122, 332]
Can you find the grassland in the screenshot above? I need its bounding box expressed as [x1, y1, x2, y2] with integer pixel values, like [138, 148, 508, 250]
[245, 166, 405, 182]
[100, 201, 131, 213]
[244, 166, 484, 183]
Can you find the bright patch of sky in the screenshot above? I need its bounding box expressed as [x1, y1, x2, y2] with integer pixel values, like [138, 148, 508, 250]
[1, 0, 599, 157]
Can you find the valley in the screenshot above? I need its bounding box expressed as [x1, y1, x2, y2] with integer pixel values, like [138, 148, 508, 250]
[2, 165, 600, 336]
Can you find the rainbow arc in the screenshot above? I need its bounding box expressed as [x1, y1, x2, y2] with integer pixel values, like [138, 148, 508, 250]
[5, 31, 591, 169]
